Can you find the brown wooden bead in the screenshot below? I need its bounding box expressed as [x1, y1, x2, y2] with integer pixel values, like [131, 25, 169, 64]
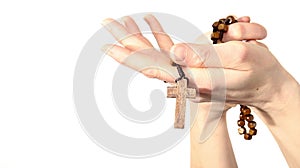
[219, 18, 226, 23]
[225, 15, 237, 24]
[240, 105, 246, 111]
[218, 23, 228, 32]
[216, 39, 222, 44]
[249, 128, 257, 136]
[239, 113, 245, 120]
[212, 21, 219, 28]
[211, 32, 220, 39]
[244, 133, 252, 140]
[238, 127, 246, 135]
[241, 108, 251, 115]
[245, 114, 254, 121]
[237, 120, 245, 126]
[248, 121, 257, 129]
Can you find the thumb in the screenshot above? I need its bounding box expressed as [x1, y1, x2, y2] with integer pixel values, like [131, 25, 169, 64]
[170, 41, 251, 68]
[170, 43, 222, 68]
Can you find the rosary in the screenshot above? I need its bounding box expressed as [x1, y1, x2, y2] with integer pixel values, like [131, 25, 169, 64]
[167, 16, 257, 140]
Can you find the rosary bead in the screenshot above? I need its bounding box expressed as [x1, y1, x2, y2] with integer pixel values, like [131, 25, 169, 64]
[245, 114, 254, 121]
[238, 127, 246, 135]
[248, 121, 257, 129]
[241, 107, 251, 115]
[239, 113, 245, 120]
[240, 105, 246, 111]
[212, 21, 219, 28]
[211, 31, 220, 39]
[218, 23, 228, 31]
[219, 18, 226, 23]
[225, 15, 237, 24]
[249, 128, 257, 136]
[244, 133, 252, 140]
[237, 120, 245, 126]
[216, 39, 222, 44]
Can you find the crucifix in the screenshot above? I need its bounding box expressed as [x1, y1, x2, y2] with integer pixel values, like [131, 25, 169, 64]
[167, 63, 196, 129]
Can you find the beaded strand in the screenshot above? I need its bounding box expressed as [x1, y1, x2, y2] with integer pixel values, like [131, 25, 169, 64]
[211, 16, 257, 140]
[238, 105, 257, 140]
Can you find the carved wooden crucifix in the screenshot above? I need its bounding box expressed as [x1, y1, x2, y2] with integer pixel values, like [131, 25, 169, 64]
[167, 78, 196, 128]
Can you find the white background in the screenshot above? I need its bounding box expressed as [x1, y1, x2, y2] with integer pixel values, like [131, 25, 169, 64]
[0, 0, 299, 168]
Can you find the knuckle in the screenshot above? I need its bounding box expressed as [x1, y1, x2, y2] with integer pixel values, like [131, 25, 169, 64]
[236, 43, 249, 62]
[229, 41, 249, 62]
[190, 45, 208, 67]
[231, 24, 245, 40]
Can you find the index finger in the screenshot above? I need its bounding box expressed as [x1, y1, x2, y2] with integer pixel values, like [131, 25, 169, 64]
[223, 22, 267, 42]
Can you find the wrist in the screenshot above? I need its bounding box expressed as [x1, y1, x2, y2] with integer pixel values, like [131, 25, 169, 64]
[258, 73, 300, 168]
[256, 67, 300, 126]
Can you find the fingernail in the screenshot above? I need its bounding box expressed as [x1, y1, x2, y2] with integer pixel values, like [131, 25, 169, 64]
[170, 45, 187, 62]
[143, 14, 156, 24]
[120, 16, 129, 23]
[101, 18, 113, 26]
[143, 14, 154, 20]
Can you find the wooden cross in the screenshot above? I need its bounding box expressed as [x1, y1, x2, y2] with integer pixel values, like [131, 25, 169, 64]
[167, 78, 196, 128]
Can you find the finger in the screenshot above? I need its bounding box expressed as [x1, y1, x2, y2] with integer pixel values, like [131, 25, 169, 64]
[121, 16, 153, 47]
[102, 44, 227, 93]
[223, 22, 267, 42]
[102, 18, 151, 50]
[102, 44, 176, 82]
[194, 17, 251, 44]
[101, 44, 131, 63]
[170, 42, 249, 68]
[122, 16, 142, 35]
[144, 14, 174, 52]
[170, 43, 217, 68]
[237, 16, 250, 23]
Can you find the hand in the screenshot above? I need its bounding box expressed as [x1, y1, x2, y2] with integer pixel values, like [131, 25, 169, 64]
[101, 14, 270, 168]
[101, 15, 176, 82]
[170, 30, 298, 120]
[169, 17, 300, 168]
[101, 15, 268, 101]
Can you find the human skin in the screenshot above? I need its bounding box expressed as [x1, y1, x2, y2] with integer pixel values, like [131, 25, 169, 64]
[170, 23, 300, 168]
[102, 15, 300, 167]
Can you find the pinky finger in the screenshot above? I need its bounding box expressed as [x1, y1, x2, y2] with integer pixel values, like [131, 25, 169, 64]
[237, 16, 251, 23]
